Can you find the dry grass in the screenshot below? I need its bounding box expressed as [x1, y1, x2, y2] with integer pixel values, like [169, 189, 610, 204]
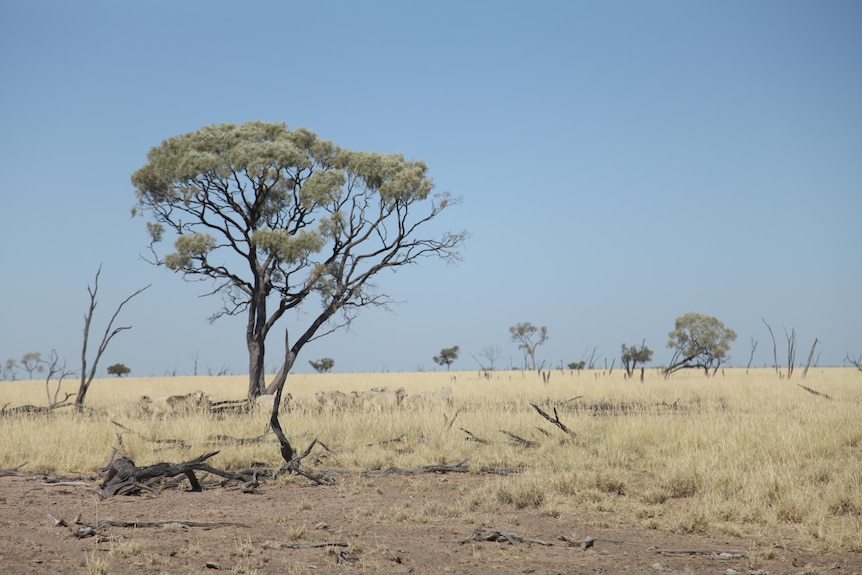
[1, 367, 860, 551]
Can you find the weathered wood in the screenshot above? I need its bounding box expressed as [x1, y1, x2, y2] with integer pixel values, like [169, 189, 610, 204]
[459, 527, 552, 546]
[0, 463, 32, 477]
[796, 384, 832, 400]
[206, 425, 270, 445]
[656, 548, 747, 557]
[479, 467, 525, 476]
[460, 428, 491, 444]
[97, 451, 222, 498]
[530, 402, 575, 436]
[499, 430, 539, 448]
[362, 458, 470, 477]
[110, 421, 190, 449]
[97, 517, 249, 529]
[277, 438, 336, 485]
[282, 542, 349, 549]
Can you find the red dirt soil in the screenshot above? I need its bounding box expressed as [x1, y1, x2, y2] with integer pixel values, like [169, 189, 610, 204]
[1, 473, 859, 574]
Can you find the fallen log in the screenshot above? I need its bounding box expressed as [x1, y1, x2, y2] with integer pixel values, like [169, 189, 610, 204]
[459, 527, 552, 546]
[479, 467, 525, 476]
[0, 463, 32, 477]
[796, 384, 833, 400]
[97, 451, 224, 498]
[656, 548, 747, 557]
[362, 458, 470, 477]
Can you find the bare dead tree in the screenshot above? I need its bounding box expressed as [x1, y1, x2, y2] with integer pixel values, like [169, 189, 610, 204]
[40, 350, 76, 408]
[746, 336, 758, 371]
[75, 266, 150, 407]
[475, 345, 502, 371]
[584, 347, 601, 370]
[846, 352, 862, 373]
[189, 351, 199, 376]
[762, 318, 779, 375]
[784, 327, 797, 380]
[801, 338, 819, 379]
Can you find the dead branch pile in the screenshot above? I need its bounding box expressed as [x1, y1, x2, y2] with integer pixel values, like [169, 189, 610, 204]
[96, 450, 265, 498]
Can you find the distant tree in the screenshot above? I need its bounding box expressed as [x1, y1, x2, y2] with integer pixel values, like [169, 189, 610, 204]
[309, 357, 335, 373]
[846, 352, 862, 373]
[746, 336, 758, 370]
[509, 322, 548, 371]
[21, 352, 44, 379]
[132, 121, 466, 410]
[107, 363, 131, 377]
[433, 346, 460, 371]
[621, 340, 653, 378]
[476, 345, 502, 370]
[3, 358, 18, 380]
[664, 312, 737, 378]
[567, 361, 585, 371]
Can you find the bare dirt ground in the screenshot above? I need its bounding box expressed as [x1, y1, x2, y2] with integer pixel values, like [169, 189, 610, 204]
[1, 472, 859, 575]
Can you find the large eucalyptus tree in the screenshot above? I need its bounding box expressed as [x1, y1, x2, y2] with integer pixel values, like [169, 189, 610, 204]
[132, 122, 465, 399]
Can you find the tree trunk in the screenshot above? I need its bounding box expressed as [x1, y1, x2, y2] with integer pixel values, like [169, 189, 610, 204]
[801, 338, 818, 379]
[246, 278, 268, 399]
[247, 338, 266, 398]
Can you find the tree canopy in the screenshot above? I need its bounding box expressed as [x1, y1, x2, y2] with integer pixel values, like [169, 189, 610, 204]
[621, 341, 653, 378]
[309, 357, 334, 373]
[509, 322, 548, 371]
[132, 122, 466, 399]
[664, 312, 737, 377]
[107, 363, 131, 377]
[433, 346, 460, 370]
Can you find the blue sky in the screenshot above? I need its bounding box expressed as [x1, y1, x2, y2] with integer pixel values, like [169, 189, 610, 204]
[2, 1, 860, 378]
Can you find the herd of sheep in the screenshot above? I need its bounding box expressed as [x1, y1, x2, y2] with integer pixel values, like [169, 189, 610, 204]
[133, 386, 454, 418]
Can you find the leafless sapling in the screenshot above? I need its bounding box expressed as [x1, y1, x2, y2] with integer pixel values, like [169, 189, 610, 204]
[75, 266, 150, 407]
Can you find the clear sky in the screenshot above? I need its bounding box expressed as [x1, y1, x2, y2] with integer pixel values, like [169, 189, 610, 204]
[1, 1, 860, 378]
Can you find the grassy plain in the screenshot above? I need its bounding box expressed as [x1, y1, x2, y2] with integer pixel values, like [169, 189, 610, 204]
[1, 367, 860, 552]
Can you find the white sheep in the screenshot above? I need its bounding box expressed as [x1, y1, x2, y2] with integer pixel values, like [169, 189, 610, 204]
[150, 390, 212, 418]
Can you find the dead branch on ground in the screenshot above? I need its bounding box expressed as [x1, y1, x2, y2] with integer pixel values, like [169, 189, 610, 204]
[796, 384, 833, 400]
[500, 429, 540, 448]
[96, 450, 238, 498]
[206, 424, 271, 446]
[656, 548, 747, 557]
[0, 463, 35, 477]
[362, 458, 470, 477]
[111, 421, 190, 450]
[366, 434, 405, 447]
[479, 467, 525, 476]
[460, 428, 491, 444]
[459, 527, 552, 546]
[530, 402, 575, 436]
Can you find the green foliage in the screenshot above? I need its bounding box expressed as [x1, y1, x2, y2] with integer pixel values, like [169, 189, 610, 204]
[309, 357, 334, 373]
[106, 363, 131, 377]
[433, 346, 460, 371]
[567, 361, 585, 371]
[509, 322, 548, 370]
[665, 313, 737, 377]
[621, 341, 653, 377]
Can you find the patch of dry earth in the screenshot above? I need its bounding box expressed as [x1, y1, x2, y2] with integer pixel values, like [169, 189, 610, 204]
[1, 474, 859, 574]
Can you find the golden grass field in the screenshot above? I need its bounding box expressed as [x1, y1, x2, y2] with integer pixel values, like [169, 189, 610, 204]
[1, 367, 861, 553]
